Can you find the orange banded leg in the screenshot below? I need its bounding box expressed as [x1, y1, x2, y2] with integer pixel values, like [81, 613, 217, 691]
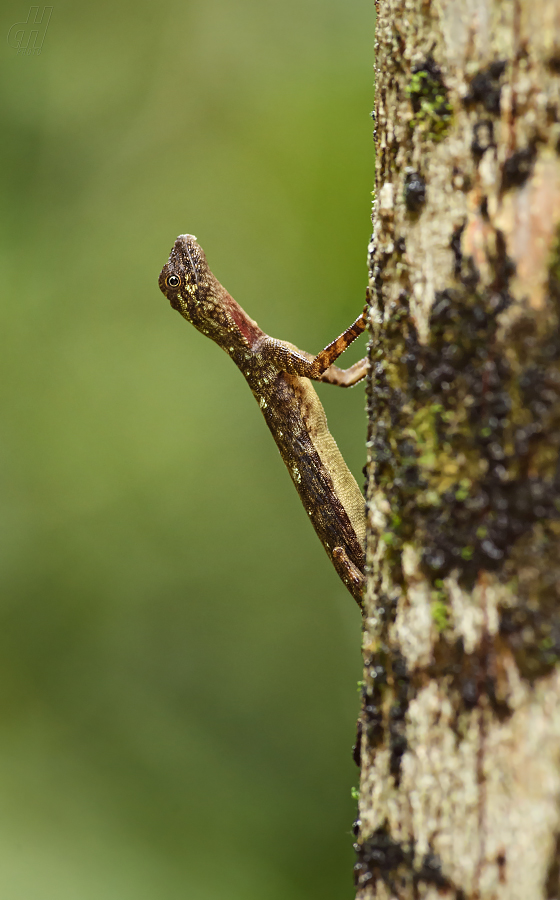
[255, 309, 368, 382]
[308, 311, 367, 378]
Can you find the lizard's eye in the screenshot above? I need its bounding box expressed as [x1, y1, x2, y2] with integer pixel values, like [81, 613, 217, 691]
[166, 274, 181, 288]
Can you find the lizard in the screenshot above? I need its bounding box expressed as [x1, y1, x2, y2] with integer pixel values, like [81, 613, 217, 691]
[158, 234, 368, 608]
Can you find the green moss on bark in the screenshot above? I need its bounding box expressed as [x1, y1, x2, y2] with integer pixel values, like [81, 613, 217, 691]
[367, 226, 560, 682]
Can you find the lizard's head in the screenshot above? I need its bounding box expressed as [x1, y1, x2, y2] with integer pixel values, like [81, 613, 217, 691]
[158, 234, 211, 318]
[158, 233, 255, 347]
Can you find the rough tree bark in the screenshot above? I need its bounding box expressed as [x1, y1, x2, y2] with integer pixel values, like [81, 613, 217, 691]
[356, 2, 560, 898]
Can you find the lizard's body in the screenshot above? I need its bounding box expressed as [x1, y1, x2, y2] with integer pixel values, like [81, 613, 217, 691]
[158, 234, 368, 606]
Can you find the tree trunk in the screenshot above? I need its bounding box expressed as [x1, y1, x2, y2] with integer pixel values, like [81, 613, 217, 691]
[357, 2, 560, 898]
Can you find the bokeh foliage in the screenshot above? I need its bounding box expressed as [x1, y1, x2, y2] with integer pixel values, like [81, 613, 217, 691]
[0, 0, 374, 896]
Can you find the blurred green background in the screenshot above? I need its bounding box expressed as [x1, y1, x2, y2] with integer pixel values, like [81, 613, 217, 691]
[0, 0, 374, 897]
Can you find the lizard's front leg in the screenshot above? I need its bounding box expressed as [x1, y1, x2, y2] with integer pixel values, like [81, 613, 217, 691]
[254, 309, 368, 384]
[308, 310, 367, 378]
[319, 357, 368, 387]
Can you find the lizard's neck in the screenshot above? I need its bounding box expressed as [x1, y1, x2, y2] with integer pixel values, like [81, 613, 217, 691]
[188, 278, 265, 354]
[220, 286, 264, 349]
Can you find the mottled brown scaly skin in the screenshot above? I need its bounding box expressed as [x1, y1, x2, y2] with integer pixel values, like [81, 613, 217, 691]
[158, 234, 367, 607]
